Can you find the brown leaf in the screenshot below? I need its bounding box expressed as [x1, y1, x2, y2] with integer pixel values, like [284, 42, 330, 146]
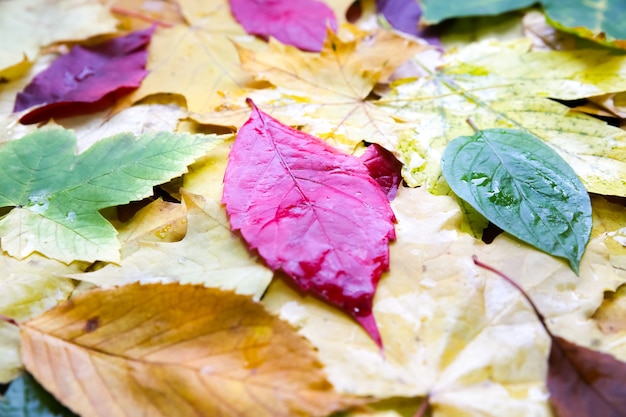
[21, 283, 359, 417]
[548, 335, 626, 417]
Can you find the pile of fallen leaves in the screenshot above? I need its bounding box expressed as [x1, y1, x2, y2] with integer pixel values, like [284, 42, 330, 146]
[1, 0, 626, 416]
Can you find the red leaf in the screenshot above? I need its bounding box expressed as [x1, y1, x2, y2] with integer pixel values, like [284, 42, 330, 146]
[228, 0, 337, 52]
[223, 99, 396, 347]
[548, 335, 626, 417]
[14, 27, 154, 124]
[360, 143, 403, 201]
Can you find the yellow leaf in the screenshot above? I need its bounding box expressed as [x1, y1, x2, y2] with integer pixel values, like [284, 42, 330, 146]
[0, 0, 117, 80]
[263, 186, 624, 416]
[382, 39, 626, 196]
[191, 26, 425, 151]
[0, 252, 85, 382]
[21, 283, 359, 417]
[75, 191, 272, 300]
[118, 0, 266, 114]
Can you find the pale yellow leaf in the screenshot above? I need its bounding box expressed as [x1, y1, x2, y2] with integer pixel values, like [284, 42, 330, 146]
[263, 186, 624, 416]
[75, 191, 272, 300]
[0, 0, 117, 80]
[381, 39, 626, 196]
[21, 283, 360, 417]
[58, 104, 186, 153]
[0, 252, 84, 382]
[119, 0, 266, 114]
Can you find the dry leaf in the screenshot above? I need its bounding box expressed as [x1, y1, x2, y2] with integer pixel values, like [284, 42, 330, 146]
[191, 25, 425, 151]
[75, 191, 273, 300]
[263, 186, 625, 416]
[21, 283, 360, 417]
[0, 252, 85, 382]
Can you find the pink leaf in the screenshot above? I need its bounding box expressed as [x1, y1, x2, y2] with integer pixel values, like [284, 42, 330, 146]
[360, 143, 403, 201]
[228, 0, 337, 52]
[223, 99, 396, 347]
[14, 27, 154, 124]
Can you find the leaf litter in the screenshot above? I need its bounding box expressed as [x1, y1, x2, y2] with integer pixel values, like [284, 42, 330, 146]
[1, 1, 626, 416]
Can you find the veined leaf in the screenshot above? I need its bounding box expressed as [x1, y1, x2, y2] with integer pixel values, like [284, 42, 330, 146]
[20, 283, 359, 417]
[441, 128, 592, 273]
[75, 190, 273, 300]
[380, 39, 626, 197]
[0, 127, 218, 263]
[222, 100, 396, 347]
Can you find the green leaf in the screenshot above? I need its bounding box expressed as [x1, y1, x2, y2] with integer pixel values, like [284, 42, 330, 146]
[421, 0, 626, 48]
[543, 0, 626, 49]
[0, 127, 219, 264]
[0, 373, 78, 417]
[421, 0, 535, 24]
[441, 127, 592, 273]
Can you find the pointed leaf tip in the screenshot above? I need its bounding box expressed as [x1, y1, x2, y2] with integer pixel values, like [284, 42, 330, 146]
[223, 105, 395, 346]
[442, 128, 591, 273]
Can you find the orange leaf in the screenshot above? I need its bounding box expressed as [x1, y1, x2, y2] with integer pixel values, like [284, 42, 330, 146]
[20, 283, 358, 417]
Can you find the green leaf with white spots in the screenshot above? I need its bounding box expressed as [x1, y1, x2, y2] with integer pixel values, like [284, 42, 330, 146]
[0, 127, 219, 264]
[379, 39, 626, 196]
[441, 128, 592, 273]
[421, 0, 626, 49]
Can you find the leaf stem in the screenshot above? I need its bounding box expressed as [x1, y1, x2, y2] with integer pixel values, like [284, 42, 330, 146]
[412, 395, 431, 417]
[466, 118, 480, 133]
[472, 255, 549, 334]
[0, 314, 19, 328]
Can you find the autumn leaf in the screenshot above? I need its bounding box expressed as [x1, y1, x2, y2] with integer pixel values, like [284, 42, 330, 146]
[0, 372, 78, 417]
[117, 0, 266, 114]
[229, 0, 337, 52]
[263, 185, 625, 415]
[76, 190, 273, 300]
[420, 0, 626, 49]
[0, 247, 86, 384]
[223, 100, 396, 347]
[441, 127, 592, 272]
[474, 257, 626, 417]
[14, 27, 154, 125]
[381, 39, 626, 197]
[360, 143, 403, 200]
[192, 25, 424, 151]
[20, 283, 359, 417]
[0, 127, 218, 263]
[0, 0, 117, 81]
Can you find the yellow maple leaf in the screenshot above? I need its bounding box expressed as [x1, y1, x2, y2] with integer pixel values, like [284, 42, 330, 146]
[191, 25, 426, 151]
[75, 190, 273, 300]
[117, 0, 266, 114]
[380, 38, 626, 197]
[263, 186, 625, 416]
[21, 283, 361, 417]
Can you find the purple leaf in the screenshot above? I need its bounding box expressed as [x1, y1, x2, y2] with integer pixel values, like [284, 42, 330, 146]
[223, 99, 396, 347]
[228, 0, 337, 52]
[360, 144, 403, 201]
[14, 27, 154, 124]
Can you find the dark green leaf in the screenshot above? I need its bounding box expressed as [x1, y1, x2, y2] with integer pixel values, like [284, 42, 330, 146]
[441, 128, 591, 273]
[0, 373, 78, 417]
[420, 0, 535, 24]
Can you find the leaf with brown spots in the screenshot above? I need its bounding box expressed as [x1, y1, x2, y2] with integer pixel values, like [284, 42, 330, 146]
[20, 283, 359, 417]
